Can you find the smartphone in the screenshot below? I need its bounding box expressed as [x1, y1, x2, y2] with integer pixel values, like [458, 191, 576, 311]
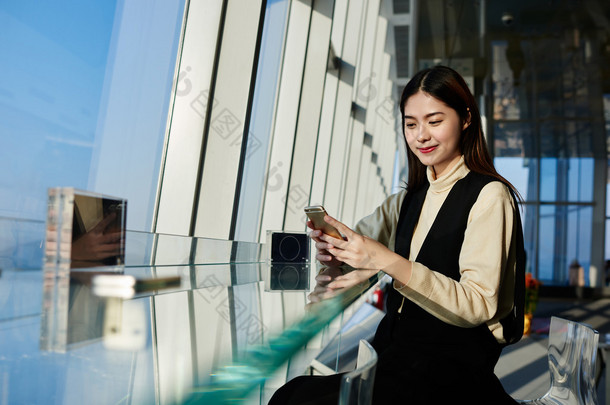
[304, 205, 342, 239]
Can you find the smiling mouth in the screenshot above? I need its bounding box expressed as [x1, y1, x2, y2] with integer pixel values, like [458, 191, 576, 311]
[419, 146, 437, 154]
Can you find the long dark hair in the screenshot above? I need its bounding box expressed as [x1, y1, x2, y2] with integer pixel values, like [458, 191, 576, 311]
[399, 65, 520, 201]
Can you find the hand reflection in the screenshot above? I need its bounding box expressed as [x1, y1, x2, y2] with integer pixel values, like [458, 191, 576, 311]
[307, 267, 344, 303]
[307, 267, 378, 304]
[71, 211, 123, 268]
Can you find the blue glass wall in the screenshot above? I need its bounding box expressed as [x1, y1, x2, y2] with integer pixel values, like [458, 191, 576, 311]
[0, 1, 186, 270]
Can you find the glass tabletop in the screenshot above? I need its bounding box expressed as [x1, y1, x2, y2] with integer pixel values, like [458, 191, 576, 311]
[0, 259, 380, 404]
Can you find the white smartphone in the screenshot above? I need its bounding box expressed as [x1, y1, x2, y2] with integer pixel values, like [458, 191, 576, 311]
[304, 205, 342, 239]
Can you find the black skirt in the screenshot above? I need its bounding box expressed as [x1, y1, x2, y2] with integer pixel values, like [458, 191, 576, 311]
[268, 334, 517, 405]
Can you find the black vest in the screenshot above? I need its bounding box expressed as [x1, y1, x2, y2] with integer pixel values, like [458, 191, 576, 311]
[372, 171, 525, 351]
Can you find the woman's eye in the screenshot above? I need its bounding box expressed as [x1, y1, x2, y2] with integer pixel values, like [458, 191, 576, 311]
[429, 120, 442, 125]
[405, 123, 416, 129]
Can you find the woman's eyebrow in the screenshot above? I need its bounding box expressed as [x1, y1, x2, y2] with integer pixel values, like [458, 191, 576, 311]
[403, 111, 446, 119]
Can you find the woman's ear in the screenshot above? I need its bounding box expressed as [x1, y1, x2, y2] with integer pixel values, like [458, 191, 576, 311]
[462, 109, 471, 130]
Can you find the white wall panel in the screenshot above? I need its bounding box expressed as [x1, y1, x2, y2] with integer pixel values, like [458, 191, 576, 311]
[341, 0, 379, 226]
[353, 0, 380, 110]
[259, 0, 312, 239]
[323, 0, 365, 221]
[366, 15, 387, 137]
[155, 0, 223, 235]
[284, 0, 335, 232]
[309, 0, 349, 207]
[342, 115, 366, 226]
[359, 17, 391, 218]
[194, 0, 264, 239]
[348, 0, 380, 222]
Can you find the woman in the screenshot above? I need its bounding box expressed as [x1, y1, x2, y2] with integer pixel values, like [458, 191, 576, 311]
[270, 65, 524, 405]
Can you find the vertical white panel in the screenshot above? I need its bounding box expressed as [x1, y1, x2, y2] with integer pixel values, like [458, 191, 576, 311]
[363, 14, 386, 140]
[323, 0, 366, 220]
[234, 0, 291, 243]
[259, 0, 312, 239]
[379, 77, 399, 193]
[341, 116, 365, 226]
[194, 0, 264, 239]
[346, 0, 381, 224]
[309, 0, 349, 207]
[353, 0, 380, 110]
[359, 15, 391, 218]
[340, 0, 376, 226]
[156, 1, 224, 235]
[355, 148, 374, 220]
[283, 0, 335, 232]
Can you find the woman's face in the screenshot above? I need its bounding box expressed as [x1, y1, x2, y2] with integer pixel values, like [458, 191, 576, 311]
[403, 90, 468, 179]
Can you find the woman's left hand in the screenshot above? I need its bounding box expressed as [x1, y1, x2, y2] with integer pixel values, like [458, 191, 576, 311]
[318, 215, 391, 271]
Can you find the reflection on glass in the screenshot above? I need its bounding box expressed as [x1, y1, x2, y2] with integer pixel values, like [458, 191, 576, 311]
[44, 188, 127, 269]
[40, 267, 130, 351]
[491, 40, 525, 120]
[40, 267, 178, 352]
[265, 263, 310, 291]
[493, 122, 535, 158]
[186, 266, 380, 404]
[66, 271, 113, 346]
[71, 193, 126, 268]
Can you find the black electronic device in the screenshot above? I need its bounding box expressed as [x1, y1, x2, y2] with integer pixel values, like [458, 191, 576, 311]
[267, 231, 309, 263]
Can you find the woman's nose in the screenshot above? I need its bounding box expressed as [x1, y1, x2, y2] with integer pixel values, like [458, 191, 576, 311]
[417, 127, 429, 142]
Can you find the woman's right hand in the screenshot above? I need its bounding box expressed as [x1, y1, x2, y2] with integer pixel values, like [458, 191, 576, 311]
[307, 220, 344, 266]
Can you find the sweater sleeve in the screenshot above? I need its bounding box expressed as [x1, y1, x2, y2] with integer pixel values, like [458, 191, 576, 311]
[395, 182, 517, 328]
[353, 190, 406, 251]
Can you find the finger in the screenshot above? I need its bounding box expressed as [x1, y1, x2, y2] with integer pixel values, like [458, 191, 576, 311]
[327, 274, 357, 289]
[315, 241, 332, 251]
[325, 247, 344, 262]
[327, 279, 348, 289]
[97, 242, 121, 253]
[93, 212, 117, 232]
[308, 294, 320, 303]
[327, 247, 354, 263]
[318, 234, 347, 249]
[103, 232, 122, 243]
[316, 252, 334, 262]
[324, 215, 354, 238]
[309, 229, 322, 242]
[312, 284, 330, 294]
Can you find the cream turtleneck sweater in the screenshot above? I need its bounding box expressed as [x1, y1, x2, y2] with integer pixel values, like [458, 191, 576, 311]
[354, 157, 518, 343]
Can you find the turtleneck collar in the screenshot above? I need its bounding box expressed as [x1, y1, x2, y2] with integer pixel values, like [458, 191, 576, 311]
[426, 156, 469, 194]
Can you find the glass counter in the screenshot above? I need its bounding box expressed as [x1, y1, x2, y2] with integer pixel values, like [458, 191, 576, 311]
[0, 230, 381, 404]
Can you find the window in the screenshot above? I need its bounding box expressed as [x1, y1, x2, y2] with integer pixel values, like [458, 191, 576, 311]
[491, 37, 604, 286]
[0, 1, 186, 269]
